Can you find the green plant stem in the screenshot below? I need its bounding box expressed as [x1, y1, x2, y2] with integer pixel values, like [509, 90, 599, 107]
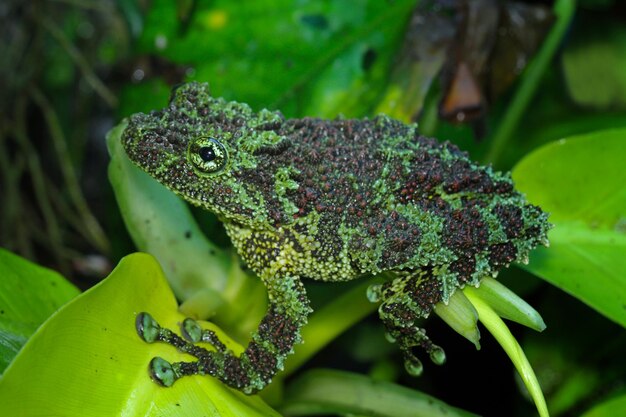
[465, 288, 549, 417]
[483, 0, 576, 166]
[29, 87, 110, 254]
[283, 275, 388, 377]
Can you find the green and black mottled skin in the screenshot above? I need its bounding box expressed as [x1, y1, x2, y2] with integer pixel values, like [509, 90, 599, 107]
[123, 82, 549, 394]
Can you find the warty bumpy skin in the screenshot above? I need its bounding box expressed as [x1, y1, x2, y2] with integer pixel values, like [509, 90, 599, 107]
[123, 82, 550, 393]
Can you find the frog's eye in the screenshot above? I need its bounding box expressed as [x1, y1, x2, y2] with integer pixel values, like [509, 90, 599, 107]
[188, 137, 228, 174]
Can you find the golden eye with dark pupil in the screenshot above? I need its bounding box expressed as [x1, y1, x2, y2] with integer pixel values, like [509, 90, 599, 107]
[188, 137, 228, 174]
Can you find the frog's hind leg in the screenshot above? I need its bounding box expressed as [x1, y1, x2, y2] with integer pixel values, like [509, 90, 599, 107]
[374, 269, 447, 376]
[136, 272, 310, 394]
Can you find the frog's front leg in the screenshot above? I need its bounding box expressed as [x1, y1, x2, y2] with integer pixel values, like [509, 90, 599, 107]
[137, 272, 310, 394]
[373, 269, 447, 376]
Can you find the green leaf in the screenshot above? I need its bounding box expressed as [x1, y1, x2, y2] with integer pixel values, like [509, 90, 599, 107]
[0, 253, 279, 417]
[297, 1, 415, 118]
[280, 369, 479, 417]
[581, 393, 626, 417]
[127, 0, 414, 117]
[512, 129, 626, 328]
[0, 248, 80, 373]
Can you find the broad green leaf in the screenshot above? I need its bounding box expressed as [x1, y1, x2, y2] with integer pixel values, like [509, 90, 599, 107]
[280, 369, 479, 417]
[122, 0, 415, 118]
[0, 253, 279, 417]
[0, 248, 79, 373]
[297, 0, 415, 118]
[512, 129, 626, 328]
[581, 393, 626, 417]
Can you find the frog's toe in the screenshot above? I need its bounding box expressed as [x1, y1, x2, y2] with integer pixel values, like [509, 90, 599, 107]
[149, 357, 179, 387]
[136, 312, 160, 343]
[181, 318, 202, 342]
[411, 332, 447, 366]
[383, 319, 447, 375]
[180, 318, 227, 352]
[402, 350, 424, 376]
[399, 334, 446, 375]
[429, 344, 446, 365]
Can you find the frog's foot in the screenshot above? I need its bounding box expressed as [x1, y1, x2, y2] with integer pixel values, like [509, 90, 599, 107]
[383, 318, 446, 376]
[136, 312, 229, 386]
[135, 310, 298, 393]
[373, 269, 447, 376]
[135, 273, 310, 394]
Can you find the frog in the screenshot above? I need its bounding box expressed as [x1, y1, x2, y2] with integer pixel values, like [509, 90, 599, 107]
[122, 81, 550, 394]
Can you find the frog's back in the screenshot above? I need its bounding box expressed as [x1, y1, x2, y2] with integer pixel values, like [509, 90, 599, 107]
[239, 115, 548, 286]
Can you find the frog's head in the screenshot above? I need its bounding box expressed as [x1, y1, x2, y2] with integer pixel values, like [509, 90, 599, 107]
[122, 82, 293, 230]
